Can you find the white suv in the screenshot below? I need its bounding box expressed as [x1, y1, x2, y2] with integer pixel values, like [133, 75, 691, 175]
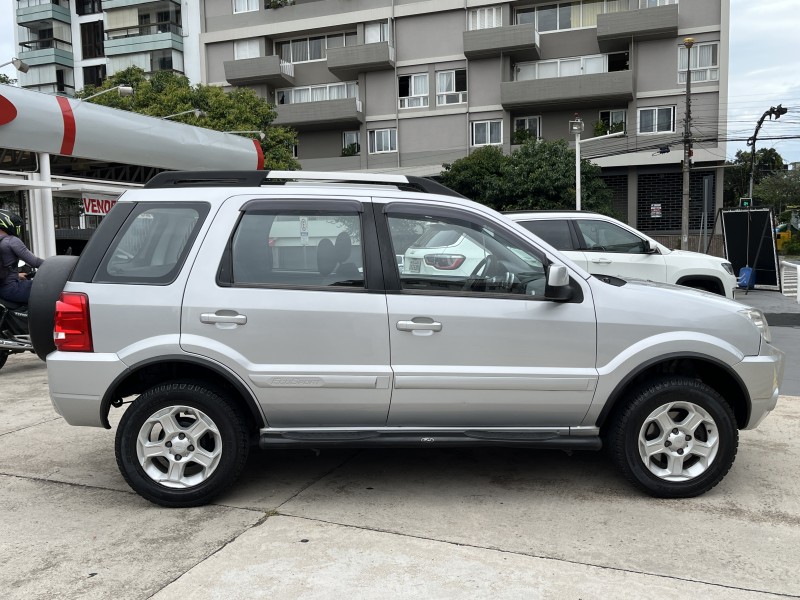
[31, 171, 782, 507]
[509, 212, 737, 298]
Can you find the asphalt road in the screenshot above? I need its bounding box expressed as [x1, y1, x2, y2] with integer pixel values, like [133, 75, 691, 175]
[1, 352, 798, 599]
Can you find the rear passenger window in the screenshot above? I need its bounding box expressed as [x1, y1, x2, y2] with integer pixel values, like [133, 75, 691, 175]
[517, 219, 574, 250]
[227, 210, 364, 288]
[96, 203, 209, 284]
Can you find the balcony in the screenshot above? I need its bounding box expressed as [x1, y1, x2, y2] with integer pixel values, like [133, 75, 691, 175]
[104, 22, 184, 56]
[501, 70, 633, 111]
[327, 42, 395, 79]
[273, 97, 364, 131]
[463, 24, 540, 61]
[224, 55, 295, 87]
[18, 38, 74, 67]
[596, 4, 679, 52]
[16, 0, 71, 27]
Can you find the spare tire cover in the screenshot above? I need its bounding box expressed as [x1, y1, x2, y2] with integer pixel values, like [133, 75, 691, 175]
[29, 255, 79, 361]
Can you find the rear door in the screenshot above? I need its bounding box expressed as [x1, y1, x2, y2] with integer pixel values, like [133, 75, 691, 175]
[180, 195, 392, 428]
[575, 218, 667, 282]
[515, 218, 589, 270]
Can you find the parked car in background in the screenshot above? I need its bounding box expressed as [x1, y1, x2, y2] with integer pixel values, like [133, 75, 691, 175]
[509, 212, 737, 298]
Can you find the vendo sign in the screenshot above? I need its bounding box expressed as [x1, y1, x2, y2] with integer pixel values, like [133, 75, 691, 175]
[82, 193, 118, 216]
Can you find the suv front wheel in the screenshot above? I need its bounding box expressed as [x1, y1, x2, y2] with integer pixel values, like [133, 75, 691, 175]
[609, 376, 738, 498]
[115, 381, 250, 507]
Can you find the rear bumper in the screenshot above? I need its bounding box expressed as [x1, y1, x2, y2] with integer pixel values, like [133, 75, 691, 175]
[734, 341, 785, 429]
[47, 351, 127, 427]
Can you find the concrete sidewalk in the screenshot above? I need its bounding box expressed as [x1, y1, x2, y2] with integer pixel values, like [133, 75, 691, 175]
[1, 353, 799, 599]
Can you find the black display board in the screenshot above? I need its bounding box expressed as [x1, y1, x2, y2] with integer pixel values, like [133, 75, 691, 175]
[721, 209, 780, 290]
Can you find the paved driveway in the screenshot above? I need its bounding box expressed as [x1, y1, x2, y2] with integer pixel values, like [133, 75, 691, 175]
[1, 353, 798, 599]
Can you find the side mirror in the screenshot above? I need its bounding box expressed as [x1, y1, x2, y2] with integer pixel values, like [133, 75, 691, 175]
[545, 264, 572, 301]
[644, 239, 658, 254]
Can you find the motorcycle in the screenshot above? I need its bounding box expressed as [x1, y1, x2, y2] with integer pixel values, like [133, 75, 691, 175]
[0, 263, 35, 371]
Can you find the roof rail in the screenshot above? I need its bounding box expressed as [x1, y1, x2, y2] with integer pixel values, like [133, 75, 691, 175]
[143, 170, 465, 198]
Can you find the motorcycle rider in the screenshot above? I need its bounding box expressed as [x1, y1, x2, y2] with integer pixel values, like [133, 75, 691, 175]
[0, 211, 44, 304]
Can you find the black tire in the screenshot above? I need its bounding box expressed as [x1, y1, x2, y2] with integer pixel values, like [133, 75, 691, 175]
[608, 376, 738, 498]
[29, 255, 79, 361]
[0, 351, 8, 371]
[115, 380, 250, 507]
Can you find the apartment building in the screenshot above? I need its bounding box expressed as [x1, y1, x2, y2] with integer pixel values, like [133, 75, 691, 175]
[13, 0, 203, 95]
[199, 0, 729, 233]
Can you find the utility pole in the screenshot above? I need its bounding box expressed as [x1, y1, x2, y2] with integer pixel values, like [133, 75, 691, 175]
[680, 37, 694, 251]
[747, 104, 788, 201]
[569, 115, 584, 210]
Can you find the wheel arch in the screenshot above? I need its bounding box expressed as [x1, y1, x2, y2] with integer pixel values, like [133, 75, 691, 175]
[675, 275, 725, 296]
[99, 355, 266, 431]
[596, 353, 751, 432]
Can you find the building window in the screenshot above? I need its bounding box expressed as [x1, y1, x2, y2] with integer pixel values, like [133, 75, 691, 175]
[471, 120, 502, 146]
[516, 52, 626, 81]
[368, 128, 397, 153]
[80, 20, 104, 59]
[276, 82, 358, 105]
[436, 69, 467, 105]
[513, 116, 541, 144]
[638, 106, 675, 134]
[234, 39, 260, 60]
[398, 73, 428, 109]
[640, 0, 677, 7]
[468, 6, 502, 30]
[83, 64, 106, 88]
[679, 42, 719, 83]
[342, 131, 360, 155]
[516, 1, 624, 30]
[276, 32, 356, 63]
[598, 109, 626, 134]
[76, 0, 102, 16]
[365, 21, 390, 44]
[233, 0, 258, 14]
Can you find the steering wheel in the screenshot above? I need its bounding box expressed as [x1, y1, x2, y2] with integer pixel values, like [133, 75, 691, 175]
[470, 254, 497, 278]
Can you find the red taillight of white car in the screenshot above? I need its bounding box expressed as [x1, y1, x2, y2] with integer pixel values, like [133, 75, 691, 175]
[54, 292, 93, 352]
[424, 254, 466, 270]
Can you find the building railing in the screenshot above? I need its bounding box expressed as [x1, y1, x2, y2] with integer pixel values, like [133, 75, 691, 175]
[780, 260, 799, 303]
[24, 82, 76, 95]
[106, 22, 183, 40]
[17, 0, 69, 8]
[280, 60, 294, 77]
[19, 37, 72, 52]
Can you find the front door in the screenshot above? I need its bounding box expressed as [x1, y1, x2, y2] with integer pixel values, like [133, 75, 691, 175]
[381, 204, 598, 428]
[576, 218, 667, 282]
[181, 196, 392, 428]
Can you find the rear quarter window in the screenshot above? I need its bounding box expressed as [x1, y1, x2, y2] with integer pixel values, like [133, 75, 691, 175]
[94, 202, 210, 284]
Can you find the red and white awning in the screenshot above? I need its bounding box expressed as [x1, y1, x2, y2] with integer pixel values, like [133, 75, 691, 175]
[0, 84, 263, 170]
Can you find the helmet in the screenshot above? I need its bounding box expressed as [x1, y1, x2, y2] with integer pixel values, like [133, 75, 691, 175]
[0, 211, 23, 237]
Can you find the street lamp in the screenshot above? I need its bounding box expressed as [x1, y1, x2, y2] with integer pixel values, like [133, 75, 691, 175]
[680, 37, 694, 251]
[78, 84, 134, 103]
[569, 115, 584, 210]
[161, 108, 206, 120]
[225, 130, 266, 140]
[0, 57, 30, 74]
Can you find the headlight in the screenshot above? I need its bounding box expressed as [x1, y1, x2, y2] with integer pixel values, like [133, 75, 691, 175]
[722, 262, 734, 276]
[739, 308, 771, 343]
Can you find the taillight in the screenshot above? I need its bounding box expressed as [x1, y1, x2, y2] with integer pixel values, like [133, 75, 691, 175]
[54, 292, 93, 352]
[424, 254, 466, 270]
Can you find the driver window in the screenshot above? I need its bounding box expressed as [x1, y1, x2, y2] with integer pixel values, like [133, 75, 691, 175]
[577, 220, 645, 253]
[387, 214, 547, 297]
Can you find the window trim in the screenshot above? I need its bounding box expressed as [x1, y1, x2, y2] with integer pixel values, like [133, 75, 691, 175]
[368, 128, 397, 154]
[598, 108, 627, 133]
[678, 41, 719, 84]
[398, 73, 429, 109]
[513, 116, 542, 143]
[515, 1, 626, 32]
[276, 81, 359, 105]
[436, 69, 467, 106]
[637, 105, 676, 135]
[232, 0, 258, 14]
[468, 6, 502, 30]
[640, 0, 678, 7]
[471, 119, 503, 147]
[233, 38, 260, 60]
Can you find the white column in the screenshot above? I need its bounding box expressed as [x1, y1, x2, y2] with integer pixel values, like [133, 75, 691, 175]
[29, 153, 58, 258]
[575, 133, 581, 211]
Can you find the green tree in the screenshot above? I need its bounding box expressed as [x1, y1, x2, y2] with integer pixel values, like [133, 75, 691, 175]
[440, 138, 614, 214]
[723, 148, 784, 207]
[76, 67, 299, 170]
[0, 74, 15, 85]
[754, 170, 800, 216]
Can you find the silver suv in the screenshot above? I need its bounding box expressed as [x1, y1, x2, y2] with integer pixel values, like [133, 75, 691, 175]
[33, 171, 784, 507]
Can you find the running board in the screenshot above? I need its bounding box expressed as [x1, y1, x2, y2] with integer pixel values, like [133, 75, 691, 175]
[259, 430, 602, 451]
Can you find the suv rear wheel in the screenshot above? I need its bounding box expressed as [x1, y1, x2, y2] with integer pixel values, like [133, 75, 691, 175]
[115, 381, 250, 507]
[609, 376, 738, 498]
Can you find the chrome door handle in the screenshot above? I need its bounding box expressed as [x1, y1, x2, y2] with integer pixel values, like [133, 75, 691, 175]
[200, 313, 247, 325]
[396, 320, 442, 332]
[591, 258, 612, 265]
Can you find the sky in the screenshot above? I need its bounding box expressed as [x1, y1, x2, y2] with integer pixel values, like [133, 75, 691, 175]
[0, 0, 798, 164]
